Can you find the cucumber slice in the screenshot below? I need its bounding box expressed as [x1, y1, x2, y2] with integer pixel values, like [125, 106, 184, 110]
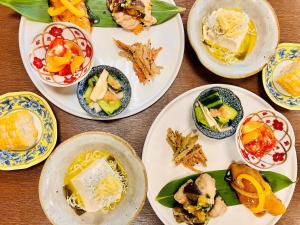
[97, 99, 122, 115]
[84, 86, 93, 104]
[200, 91, 223, 108]
[194, 106, 209, 127]
[215, 104, 238, 125]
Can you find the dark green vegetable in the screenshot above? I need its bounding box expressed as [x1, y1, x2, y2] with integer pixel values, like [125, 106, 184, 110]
[215, 104, 238, 125]
[156, 169, 294, 208]
[200, 91, 223, 109]
[97, 99, 122, 114]
[0, 0, 185, 27]
[84, 86, 93, 104]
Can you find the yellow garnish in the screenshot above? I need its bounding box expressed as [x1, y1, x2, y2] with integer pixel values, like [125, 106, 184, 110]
[48, 0, 82, 16]
[236, 174, 265, 213]
[133, 25, 144, 35]
[277, 67, 300, 97]
[60, 0, 86, 17]
[96, 176, 122, 200]
[197, 195, 207, 206]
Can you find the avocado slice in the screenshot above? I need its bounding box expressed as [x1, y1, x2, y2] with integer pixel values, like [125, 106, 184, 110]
[97, 99, 122, 115]
[108, 75, 122, 91]
[215, 104, 238, 125]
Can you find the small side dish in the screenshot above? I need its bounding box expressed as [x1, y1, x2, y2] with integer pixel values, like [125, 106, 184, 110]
[30, 23, 93, 87]
[262, 43, 300, 110]
[166, 128, 207, 172]
[77, 65, 131, 118]
[45, 37, 85, 76]
[48, 0, 91, 32]
[64, 150, 128, 213]
[192, 87, 243, 139]
[276, 60, 300, 97]
[0, 92, 57, 170]
[228, 163, 286, 217]
[236, 110, 293, 169]
[202, 7, 256, 64]
[173, 174, 227, 225]
[107, 0, 157, 34]
[0, 110, 39, 151]
[115, 39, 163, 84]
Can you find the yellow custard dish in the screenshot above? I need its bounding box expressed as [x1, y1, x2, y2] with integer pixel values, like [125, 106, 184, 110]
[202, 8, 257, 64]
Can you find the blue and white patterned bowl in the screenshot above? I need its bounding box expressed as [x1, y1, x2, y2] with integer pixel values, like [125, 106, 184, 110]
[77, 65, 131, 119]
[192, 87, 244, 139]
[0, 92, 57, 170]
[262, 43, 300, 110]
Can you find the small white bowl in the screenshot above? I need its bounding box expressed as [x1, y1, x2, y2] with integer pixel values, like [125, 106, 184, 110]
[235, 109, 295, 170]
[187, 0, 279, 79]
[29, 22, 94, 87]
[39, 131, 147, 225]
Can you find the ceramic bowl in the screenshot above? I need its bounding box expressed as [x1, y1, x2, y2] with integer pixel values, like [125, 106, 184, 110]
[29, 22, 94, 87]
[236, 109, 295, 170]
[39, 131, 147, 225]
[0, 92, 57, 170]
[187, 0, 279, 78]
[192, 87, 243, 139]
[262, 43, 300, 110]
[77, 65, 131, 119]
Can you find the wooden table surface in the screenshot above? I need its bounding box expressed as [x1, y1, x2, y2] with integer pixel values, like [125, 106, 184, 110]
[0, 0, 299, 224]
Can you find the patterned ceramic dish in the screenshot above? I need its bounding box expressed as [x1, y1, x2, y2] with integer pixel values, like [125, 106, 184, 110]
[29, 22, 94, 87]
[77, 65, 131, 119]
[187, 0, 279, 78]
[39, 131, 147, 225]
[0, 92, 57, 170]
[236, 109, 295, 170]
[192, 87, 244, 139]
[262, 43, 300, 110]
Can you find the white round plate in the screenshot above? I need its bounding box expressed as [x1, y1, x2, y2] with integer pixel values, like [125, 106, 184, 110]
[19, 2, 184, 120]
[142, 84, 297, 225]
[39, 132, 147, 225]
[187, 0, 279, 78]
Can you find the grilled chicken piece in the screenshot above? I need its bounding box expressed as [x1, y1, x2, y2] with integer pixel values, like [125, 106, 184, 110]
[209, 196, 227, 218]
[174, 180, 193, 205]
[107, 0, 157, 31]
[49, 0, 91, 33]
[195, 173, 216, 205]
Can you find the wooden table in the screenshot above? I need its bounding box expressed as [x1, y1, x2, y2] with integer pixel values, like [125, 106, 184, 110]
[0, 0, 299, 224]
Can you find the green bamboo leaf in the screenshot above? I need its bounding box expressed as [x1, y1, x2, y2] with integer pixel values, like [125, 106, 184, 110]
[152, 0, 185, 24]
[0, 0, 184, 27]
[156, 170, 295, 208]
[261, 171, 294, 193]
[0, 0, 51, 23]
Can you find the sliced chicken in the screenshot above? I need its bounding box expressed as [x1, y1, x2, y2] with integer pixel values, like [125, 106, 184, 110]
[209, 196, 227, 218]
[195, 173, 216, 205]
[174, 179, 193, 205]
[107, 0, 157, 32]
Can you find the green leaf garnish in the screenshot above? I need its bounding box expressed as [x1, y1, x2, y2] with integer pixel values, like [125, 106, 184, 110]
[156, 169, 295, 208]
[0, 0, 185, 27]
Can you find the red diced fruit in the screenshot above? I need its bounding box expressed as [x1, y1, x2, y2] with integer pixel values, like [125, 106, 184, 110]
[59, 64, 71, 76]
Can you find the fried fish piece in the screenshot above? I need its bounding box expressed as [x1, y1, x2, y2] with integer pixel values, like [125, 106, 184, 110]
[230, 163, 286, 216]
[49, 0, 91, 33]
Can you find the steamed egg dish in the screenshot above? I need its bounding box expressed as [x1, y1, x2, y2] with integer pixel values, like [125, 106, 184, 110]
[202, 7, 257, 64]
[64, 150, 127, 213]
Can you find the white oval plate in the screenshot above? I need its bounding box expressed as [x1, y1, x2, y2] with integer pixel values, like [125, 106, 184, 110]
[187, 0, 279, 78]
[19, 3, 184, 120]
[142, 84, 297, 225]
[39, 131, 147, 225]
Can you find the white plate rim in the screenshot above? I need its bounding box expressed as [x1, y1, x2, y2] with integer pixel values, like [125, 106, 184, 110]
[18, 6, 185, 120]
[142, 84, 297, 225]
